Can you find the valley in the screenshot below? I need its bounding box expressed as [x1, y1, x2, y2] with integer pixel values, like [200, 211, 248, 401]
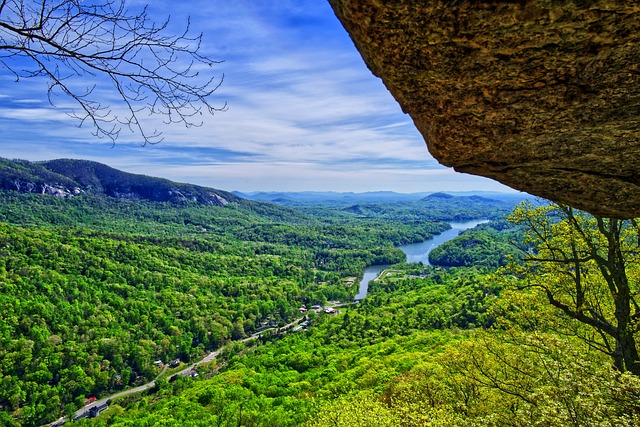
[0, 159, 638, 426]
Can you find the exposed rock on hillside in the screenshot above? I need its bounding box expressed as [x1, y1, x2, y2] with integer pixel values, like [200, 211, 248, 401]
[328, 0, 640, 218]
[0, 158, 237, 206]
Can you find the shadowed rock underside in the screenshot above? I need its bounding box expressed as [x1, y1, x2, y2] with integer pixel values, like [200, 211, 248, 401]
[328, 0, 640, 218]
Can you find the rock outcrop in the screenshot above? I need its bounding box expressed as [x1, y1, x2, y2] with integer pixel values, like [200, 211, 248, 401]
[0, 158, 237, 206]
[328, 0, 640, 218]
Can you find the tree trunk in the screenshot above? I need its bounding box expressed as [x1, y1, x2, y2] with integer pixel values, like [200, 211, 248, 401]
[618, 330, 640, 376]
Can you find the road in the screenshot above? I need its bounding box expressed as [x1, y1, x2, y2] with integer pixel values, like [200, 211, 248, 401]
[43, 315, 308, 426]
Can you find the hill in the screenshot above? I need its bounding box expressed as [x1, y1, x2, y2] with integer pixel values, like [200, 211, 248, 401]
[0, 160, 452, 425]
[237, 190, 528, 207]
[0, 158, 238, 206]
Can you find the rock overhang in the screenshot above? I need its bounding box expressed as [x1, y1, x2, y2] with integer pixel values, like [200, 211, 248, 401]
[328, 0, 640, 218]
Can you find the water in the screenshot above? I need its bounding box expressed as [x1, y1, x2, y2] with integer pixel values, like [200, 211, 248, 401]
[400, 219, 489, 264]
[354, 219, 488, 300]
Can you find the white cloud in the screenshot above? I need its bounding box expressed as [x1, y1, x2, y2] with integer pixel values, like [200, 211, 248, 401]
[0, 0, 510, 194]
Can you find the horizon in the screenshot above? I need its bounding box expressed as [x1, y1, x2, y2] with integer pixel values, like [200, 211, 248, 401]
[7, 155, 522, 197]
[0, 1, 514, 194]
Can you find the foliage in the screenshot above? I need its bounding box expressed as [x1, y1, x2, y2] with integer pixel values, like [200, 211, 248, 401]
[0, 185, 453, 425]
[428, 220, 523, 267]
[4, 173, 633, 427]
[507, 202, 640, 375]
[73, 267, 494, 427]
[76, 260, 640, 427]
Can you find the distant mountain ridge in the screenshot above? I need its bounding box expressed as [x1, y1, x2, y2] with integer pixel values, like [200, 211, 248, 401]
[0, 158, 239, 206]
[237, 189, 527, 206]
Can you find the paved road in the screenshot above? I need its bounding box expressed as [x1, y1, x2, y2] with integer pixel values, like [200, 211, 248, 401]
[43, 315, 308, 426]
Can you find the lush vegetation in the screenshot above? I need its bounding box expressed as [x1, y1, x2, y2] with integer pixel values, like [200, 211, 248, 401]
[428, 220, 523, 267]
[69, 261, 640, 427]
[70, 267, 495, 427]
[0, 185, 455, 426]
[2, 160, 636, 427]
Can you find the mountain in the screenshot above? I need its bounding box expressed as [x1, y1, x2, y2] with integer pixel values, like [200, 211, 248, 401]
[423, 192, 456, 200]
[235, 190, 530, 207]
[0, 158, 239, 206]
[234, 190, 432, 205]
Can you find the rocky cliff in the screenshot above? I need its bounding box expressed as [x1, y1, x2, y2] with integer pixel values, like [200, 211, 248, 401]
[0, 158, 237, 206]
[328, 0, 640, 218]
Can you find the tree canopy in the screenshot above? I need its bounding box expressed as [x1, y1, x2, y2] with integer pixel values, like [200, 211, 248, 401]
[508, 202, 640, 376]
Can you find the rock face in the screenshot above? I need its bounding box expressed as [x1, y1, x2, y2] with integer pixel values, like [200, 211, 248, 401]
[328, 0, 640, 218]
[0, 158, 237, 206]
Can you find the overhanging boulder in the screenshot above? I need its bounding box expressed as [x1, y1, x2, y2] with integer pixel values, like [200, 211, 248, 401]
[328, 0, 640, 218]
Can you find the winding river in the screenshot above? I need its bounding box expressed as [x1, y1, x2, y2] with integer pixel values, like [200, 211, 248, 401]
[354, 219, 489, 300]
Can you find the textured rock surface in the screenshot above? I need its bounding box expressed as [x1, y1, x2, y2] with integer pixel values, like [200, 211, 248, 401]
[328, 0, 640, 218]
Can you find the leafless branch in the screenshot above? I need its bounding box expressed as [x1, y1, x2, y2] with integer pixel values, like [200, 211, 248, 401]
[0, 0, 226, 145]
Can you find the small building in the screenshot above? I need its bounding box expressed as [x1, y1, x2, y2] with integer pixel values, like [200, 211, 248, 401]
[153, 360, 164, 368]
[324, 307, 336, 314]
[168, 359, 181, 368]
[74, 412, 88, 421]
[89, 402, 109, 418]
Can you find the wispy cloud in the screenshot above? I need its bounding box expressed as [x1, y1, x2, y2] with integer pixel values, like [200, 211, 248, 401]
[0, 0, 514, 194]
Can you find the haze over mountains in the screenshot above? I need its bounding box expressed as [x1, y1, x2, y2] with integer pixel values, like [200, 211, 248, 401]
[234, 190, 526, 206]
[0, 158, 528, 208]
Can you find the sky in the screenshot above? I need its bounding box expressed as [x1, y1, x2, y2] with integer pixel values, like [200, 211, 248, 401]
[0, 0, 515, 194]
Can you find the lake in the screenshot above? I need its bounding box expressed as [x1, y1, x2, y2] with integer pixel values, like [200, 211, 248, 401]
[354, 219, 489, 300]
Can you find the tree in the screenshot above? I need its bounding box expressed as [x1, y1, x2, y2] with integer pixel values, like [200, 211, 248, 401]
[508, 202, 640, 376]
[0, 0, 225, 144]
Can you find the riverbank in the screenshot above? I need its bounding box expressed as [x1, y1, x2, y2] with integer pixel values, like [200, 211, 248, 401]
[355, 219, 488, 301]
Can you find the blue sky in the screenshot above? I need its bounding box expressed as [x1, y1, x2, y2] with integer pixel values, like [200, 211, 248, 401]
[0, 0, 514, 193]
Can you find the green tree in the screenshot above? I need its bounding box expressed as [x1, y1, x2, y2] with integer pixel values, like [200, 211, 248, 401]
[509, 202, 640, 375]
[307, 392, 398, 427]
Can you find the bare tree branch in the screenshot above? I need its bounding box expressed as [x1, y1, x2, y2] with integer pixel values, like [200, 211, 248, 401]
[0, 0, 225, 145]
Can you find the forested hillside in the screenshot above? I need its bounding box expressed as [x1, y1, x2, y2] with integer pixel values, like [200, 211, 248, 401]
[0, 159, 452, 426]
[428, 220, 524, 267]
[0, 158, 239, 206]
[1, 159, 637, 427]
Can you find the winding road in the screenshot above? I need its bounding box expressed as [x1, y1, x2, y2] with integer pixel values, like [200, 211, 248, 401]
[44, 316, 306, 426]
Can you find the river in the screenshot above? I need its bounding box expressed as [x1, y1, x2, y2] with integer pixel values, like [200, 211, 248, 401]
[354, 219, 489, 300]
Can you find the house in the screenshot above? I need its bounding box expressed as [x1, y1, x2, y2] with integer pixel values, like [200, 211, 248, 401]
[89, 402, 109, 418]
[153, 360, 164, 368]
[299, 306, 307, 313]
[324, 307, 336, 314]
[168, 359, 181, 368]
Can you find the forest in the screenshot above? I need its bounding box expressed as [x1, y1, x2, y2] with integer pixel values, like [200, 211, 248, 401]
[0, 161, 638, 426]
